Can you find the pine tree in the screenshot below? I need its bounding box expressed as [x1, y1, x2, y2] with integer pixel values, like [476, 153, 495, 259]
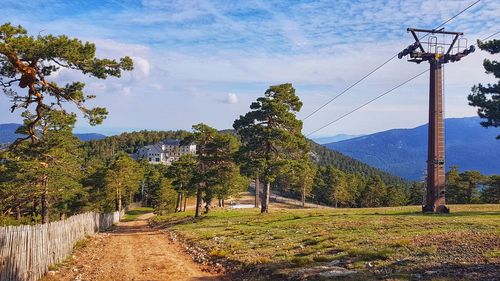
[233, 83, 307, 213]
[104, 154, 144, 212]
[460, 171, 484, 204]
[155, 178, 178, 215]
[385, 185, 409, 206]
[1, 109, 84, 223]
[481, 175, 500, 203]
[408, 182, 425, 205]
[183, 124, 242, 216]
[0, 23, 133, 143]
[446, 166, 467, 204]
[166, 154, 197, 212]
[360, 175, 387, 207]
[0, 23, 133, 223]
[468, 39, 500, 139]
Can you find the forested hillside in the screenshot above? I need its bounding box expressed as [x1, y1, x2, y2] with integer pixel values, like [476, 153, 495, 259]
[82, 130, 191, 162]
[82, 129, 410, 186]
[310, 141, 410, 186]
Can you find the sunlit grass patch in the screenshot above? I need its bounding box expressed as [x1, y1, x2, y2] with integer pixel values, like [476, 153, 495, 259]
[484, 250, 500, 262]
[153, 204, 500, 279]
[122, 207, 154, 221]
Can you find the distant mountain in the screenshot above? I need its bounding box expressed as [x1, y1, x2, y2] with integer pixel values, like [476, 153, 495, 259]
[0, 123, 106, 143]
[325, 117, 500, 180]
[74, 133, 107, 141]
[313, 134, 364, 144]
[0, 123, 24, 143]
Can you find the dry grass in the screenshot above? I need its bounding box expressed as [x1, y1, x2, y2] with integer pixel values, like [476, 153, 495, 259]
[152, 204, 500, 280]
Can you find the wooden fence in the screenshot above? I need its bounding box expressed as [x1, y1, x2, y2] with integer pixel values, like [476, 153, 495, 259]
[0, 211, 122, 281]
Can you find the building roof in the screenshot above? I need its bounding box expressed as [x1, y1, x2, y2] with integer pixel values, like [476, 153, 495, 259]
[162, 139, 182, 146]
[140, 143, 163, 154]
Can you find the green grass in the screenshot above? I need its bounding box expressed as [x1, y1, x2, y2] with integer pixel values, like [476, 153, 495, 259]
[122, 207, 154, 221]
[152, 204, 500, 280]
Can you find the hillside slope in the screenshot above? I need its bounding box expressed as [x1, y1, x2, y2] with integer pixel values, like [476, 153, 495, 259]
[310, 141, 410, 186]
[325, 117, 500, 180]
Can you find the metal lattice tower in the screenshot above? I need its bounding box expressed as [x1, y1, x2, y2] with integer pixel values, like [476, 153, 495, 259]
[398, 28, 475, 213]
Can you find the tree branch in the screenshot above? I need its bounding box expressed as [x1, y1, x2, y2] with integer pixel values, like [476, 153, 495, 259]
[0, 78, 20, 87]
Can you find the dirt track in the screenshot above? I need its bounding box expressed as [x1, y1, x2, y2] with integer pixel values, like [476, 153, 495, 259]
[46, 214, 220, 281]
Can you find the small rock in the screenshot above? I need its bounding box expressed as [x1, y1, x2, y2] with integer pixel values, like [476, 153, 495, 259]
[319, 267, 357, 277]
[425, 270, 438, 275]
[47, 271, 56, 276]
[72, 268, 79, 272]
[366, 262, 374, 268]
[395, 258, 409, 265]
[328, 260, 340, 266]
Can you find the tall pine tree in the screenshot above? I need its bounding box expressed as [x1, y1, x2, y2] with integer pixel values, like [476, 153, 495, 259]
[234, 83, 308, 213]
[468, 39, 500, 139]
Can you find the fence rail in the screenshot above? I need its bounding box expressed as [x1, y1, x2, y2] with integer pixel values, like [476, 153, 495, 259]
[269, 193, 332, 209]
[0, 210, 122, 281]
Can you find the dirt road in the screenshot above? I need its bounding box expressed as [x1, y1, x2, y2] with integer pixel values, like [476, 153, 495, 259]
[46, 214, 220, 281]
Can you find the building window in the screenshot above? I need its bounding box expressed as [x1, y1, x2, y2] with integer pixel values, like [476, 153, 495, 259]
[156, 158, 160, 162]
[148, 157, 152, 161]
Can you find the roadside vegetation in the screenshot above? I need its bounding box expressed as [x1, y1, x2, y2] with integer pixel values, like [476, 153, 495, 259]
[152, 204, 500, 280]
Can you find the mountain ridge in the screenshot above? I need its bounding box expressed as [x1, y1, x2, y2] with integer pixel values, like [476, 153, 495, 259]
[0, 123, 107, 143]
[312, 134, 364, 144]
[324, 116, 500, 180]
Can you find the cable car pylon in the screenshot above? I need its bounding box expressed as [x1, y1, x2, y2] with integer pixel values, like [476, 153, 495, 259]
[399, 28, 474, 213]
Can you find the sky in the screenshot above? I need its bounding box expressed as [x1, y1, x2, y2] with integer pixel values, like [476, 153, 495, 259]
[0, 0, 499, 137]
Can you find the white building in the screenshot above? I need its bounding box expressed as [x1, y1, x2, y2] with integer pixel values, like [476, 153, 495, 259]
[136, 139, 196, 165]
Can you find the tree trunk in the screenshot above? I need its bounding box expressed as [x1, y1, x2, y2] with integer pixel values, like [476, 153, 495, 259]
[261, 182, 270, 213]
[467, 182, 473, 203]
[255, 175, 260, 208]
[222, 199, 225, 208]
[301, 184, 306, 207]
[218, 198, 222, 208]
[32, 198, 39, 223]
[15, 205, 21, 220]
[41, 175, 49, 224]
[179, 193, 183, 211]
[183, 195, 187, 212]
[175, 192, 182, 212]
[204, 197, 212, 214]
[117, 189, 123, 212]
[195, 187, 203, 218]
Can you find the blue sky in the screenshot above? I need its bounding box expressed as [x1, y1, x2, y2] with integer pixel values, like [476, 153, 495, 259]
[0, 0, 499, 136]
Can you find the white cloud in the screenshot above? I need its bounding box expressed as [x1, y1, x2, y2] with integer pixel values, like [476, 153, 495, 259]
[122, 87, 132, 96]
[1, 0, 499, 135]
[132, 57, 151, 77]
[226, 93, 239, 104]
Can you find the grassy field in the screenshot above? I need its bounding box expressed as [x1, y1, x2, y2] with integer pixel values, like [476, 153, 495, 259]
[122, 207, 154, 221]
[152, 204, 500, 280]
